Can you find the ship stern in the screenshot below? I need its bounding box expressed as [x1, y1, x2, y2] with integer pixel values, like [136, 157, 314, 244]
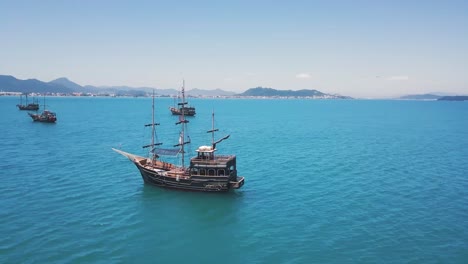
[229, 176, 244, 189]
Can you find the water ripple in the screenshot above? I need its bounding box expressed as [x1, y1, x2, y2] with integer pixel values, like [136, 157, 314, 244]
[1, 98, 467, 263]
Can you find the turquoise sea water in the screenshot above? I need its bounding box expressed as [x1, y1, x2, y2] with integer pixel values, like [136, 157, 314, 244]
[1, 96, 467, 263]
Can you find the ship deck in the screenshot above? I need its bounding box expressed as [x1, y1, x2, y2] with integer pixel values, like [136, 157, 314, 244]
[190, 154, 235, 164]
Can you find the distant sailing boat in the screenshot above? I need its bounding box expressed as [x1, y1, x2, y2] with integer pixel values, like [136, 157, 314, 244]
[114, 84, 244, 192]
[17, 93, 40, 110]
[169, 84, 196, 116]
[28, 96, 57, 123]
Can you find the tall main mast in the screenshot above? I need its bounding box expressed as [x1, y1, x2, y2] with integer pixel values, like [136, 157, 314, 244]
[174, 80, 190, 168]
[181, 80, 186, 167]
[207, 110, 219, 149]
[143, 89, 161, 162]
[152, 90, 155, 155]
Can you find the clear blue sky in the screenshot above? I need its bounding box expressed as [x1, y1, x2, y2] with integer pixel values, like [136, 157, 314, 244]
[1, 0, 467, 97]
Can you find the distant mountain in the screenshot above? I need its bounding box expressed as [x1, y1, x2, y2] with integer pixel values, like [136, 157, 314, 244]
[50, 77, 109, 94]
[0, 75, 235, 96]
[0, 75, 73, 94]
[1, 75, 349, 98]
[49, 77, 83, 91]
[151, 88, 179, 95]
[437, 96, 468, 101]
[238, 87, 352, 99]
[399, 94, 442, 100]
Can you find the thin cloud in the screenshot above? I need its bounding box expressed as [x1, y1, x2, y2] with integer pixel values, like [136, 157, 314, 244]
[296, 73, 311, 79]
[386, 75, 409, 81]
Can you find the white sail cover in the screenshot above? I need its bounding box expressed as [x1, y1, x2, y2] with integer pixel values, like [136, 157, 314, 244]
[153, 148, 181, 156]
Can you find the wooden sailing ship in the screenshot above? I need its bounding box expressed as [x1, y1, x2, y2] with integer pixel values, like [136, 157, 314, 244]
[114, 84, 244, 192]
[169, 85, 196, 116]
[28, 96, 57, 123]
[17, 94, 40, 110]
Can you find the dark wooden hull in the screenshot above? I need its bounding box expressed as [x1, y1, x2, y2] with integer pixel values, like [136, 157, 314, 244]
[28, 113, 57, 123]
[135, 163, 243, 192]
[17, 104, 40, 110]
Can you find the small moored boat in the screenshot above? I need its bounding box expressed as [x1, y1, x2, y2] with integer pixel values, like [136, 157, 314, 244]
[17, 94, 39, 110]
[28, 96, 57, 123]
[169, 84, 196, 116]
[28, 110, 57, 123]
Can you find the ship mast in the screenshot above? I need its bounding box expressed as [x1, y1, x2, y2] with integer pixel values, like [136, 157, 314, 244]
[181, 81, 186, 167]
[208, 110, 230, 150]
[151, 90, 155, 157]
[143, 90, 161, 163]
[207, 110, 218, 149]
[174, 80, 190, 168]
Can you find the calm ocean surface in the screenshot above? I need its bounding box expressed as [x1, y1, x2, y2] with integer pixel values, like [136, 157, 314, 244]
[0, 96, 467, 263]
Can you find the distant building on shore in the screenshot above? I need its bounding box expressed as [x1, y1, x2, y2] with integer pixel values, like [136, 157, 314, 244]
[0, 91, 22, 96]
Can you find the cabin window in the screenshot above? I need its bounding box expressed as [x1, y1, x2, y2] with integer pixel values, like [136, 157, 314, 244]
[199, 169, 206, 175]
[218, 169, 225, 176]
[208, 169, 215, 176]
[191, 168, 199, 175]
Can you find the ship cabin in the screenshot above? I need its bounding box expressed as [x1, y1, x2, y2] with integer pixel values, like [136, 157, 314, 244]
[189, 146, 237, 180]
